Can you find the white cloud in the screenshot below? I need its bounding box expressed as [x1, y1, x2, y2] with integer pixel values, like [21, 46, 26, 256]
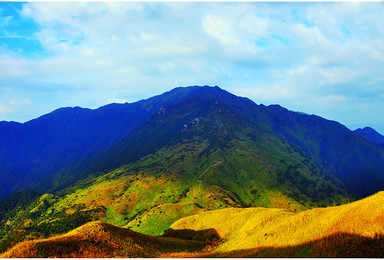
[318, 66, 363, 86]
[0, 58, 29, 78]
[0, 104, 14, 114]
[0, 49, 29, 78]
[202, 15, 238, 46]
[0, 98, 32, 115]
[17, 2, 383, 93]
[314, 94, 347, 106]
[9, 98, 32, 106]
[0, 2, 383, 129]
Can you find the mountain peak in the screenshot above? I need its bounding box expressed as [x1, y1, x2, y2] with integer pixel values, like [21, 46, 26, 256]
[354, 127, 384, 143]
[169, 85, 231, 97]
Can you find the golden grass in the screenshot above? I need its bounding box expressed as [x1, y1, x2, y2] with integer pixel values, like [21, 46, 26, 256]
[169, 191, 384, 256]
[265, 190, 308, 212]
[0, 221, 205, 258]
[214, 232, 384, 258]
[2, 192, 383, 257]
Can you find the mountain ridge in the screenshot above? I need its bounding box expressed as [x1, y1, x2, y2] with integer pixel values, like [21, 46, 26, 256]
[354, 126, 384, 143]
[0, 86, 220, 198]
[2, 85, 384, 199]
[35, 86, 384, 198]
[1, 85, 384, 255]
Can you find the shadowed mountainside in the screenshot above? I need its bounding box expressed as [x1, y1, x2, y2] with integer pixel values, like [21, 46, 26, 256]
[30, 86, 384, 199]
[0, 86, 216, 198]
[191, 232, 384, 258]
[2, 86, 384, 199]
[354, 126, 384, 143]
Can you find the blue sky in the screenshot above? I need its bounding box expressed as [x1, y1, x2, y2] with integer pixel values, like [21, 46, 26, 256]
[1, 2, 384, 134]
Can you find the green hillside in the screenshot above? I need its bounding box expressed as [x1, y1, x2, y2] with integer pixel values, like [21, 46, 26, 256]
[0, 126, 353, 253]
[30, 86, 384, 200]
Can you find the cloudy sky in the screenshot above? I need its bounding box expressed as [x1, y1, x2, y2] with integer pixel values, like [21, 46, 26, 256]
[1, 2, 384, 133]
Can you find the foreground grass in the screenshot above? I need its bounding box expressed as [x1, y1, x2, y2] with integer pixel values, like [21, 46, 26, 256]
[167, 191, 384, 257]
[0, 221, 205, 258]
[2, 191, 383, 258]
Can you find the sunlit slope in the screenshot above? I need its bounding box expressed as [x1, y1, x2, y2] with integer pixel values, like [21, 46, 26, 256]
[0, 142, 241, 253]
[2, 193, 383, 258]
[0, 221, 204, 258]
[170, 191, 384, 256]
[0, 136, 353, 253]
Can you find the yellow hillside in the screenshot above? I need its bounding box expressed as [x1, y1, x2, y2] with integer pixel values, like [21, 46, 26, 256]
[0, 221, 204, 258]
[2, 192, 384, 258]
[169, 191, 384, 257]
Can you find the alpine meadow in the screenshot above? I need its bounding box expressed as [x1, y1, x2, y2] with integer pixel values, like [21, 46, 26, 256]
[1, 2, 384, 258]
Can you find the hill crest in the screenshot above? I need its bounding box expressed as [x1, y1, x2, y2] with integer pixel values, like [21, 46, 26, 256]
[168, 191, 384, 257]
[354, 126, 384, 143]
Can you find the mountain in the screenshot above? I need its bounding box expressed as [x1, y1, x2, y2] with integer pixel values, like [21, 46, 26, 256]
[30, 86, 384, 199]
[1, 86, 384, 254]
[31, 87, 357, 205]
[0, 86, 217, 198]
[1, 85, 384, 203]
[255, 106, 384, 198]
[354, 126, 384, 143]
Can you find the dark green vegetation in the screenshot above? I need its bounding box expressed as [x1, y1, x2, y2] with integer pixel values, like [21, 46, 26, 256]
[1, 86, 384, 254]
[0, 191, 102, 253]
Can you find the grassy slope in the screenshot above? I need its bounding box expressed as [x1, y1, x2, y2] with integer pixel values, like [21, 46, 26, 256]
[0, 221, 205, 258]
[0, 141, 238, 253]
[167, 191, 384, 257]
[0, 98, 356, 253]
[0, 134, 354, 253]
[2, 192, 383, 258]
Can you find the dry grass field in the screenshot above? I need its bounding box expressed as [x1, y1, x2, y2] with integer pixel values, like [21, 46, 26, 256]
[0, 221, 205, 258]
[2, 191, 384, 258]
[166, 191, 384, 257]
